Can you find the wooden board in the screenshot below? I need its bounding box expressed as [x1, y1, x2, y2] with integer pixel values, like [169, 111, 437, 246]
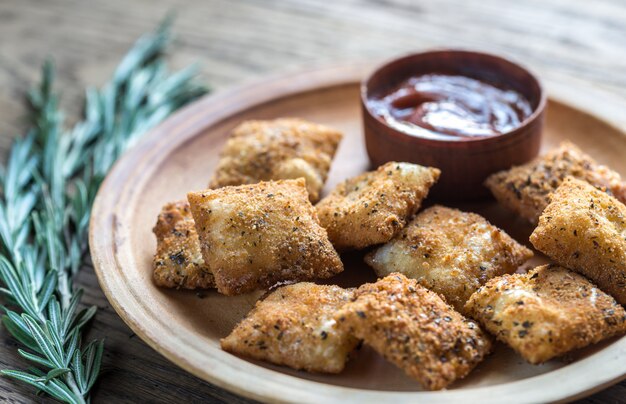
[89, 64, 626, 403]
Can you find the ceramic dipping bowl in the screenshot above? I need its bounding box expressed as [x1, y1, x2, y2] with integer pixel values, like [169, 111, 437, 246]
[361, 50, 546, 200]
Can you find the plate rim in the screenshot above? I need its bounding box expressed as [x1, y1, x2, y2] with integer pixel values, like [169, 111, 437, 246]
[89, 63, 626, 403]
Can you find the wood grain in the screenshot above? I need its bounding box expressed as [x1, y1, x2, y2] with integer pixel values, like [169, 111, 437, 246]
[0, 0, 625, 402]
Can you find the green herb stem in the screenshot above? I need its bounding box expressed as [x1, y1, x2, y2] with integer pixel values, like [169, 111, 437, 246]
[0, 19, 208, 402]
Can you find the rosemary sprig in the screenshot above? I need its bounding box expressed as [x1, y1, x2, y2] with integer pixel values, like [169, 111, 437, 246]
[0, 19, 208, 403]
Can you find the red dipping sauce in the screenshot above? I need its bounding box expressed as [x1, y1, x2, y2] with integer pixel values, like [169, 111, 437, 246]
[367, 74, 533, 141]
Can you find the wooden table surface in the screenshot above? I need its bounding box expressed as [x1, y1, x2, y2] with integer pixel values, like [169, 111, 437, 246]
[1, 1, 625, 402]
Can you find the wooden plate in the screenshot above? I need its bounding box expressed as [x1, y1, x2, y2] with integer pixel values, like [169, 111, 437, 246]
[89, 64, 626, 403]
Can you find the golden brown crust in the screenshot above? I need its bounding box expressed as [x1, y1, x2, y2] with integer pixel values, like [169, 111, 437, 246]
[365, 206, 533, 313]
[316, 162, 440, 250]
[530, 177, 626, 305]
[221, 283, 359, 373]
[152, 201, 215, 289]
[209, 118, 343, 202]
[485, 141, 626, 224]
[465, 265, 626, 364]
[187, 179, 343, 295]
[335, 273, 492, 390]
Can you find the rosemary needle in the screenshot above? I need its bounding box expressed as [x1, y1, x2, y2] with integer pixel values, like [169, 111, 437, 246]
[0, 19, 208, 403]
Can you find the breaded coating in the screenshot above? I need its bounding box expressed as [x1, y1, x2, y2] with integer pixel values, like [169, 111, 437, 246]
[530, 177, 626, 305]
[465, 265, 626, 364]
[365, 206, 533, 313]
[209, 118, 343, 202]
[187, 179, 343, 295]
[152, 201, 214, 289]
[335, 273, 492, 390]
[316, 162, 440, 250]
[485, 141, 626, 224]
[221, 283, 360, 373]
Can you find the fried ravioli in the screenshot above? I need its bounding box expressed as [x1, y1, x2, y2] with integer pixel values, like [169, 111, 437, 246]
[152, 201, 214, 289]
[365, 206, 533, 313]
[465, 265, 626, 364]
[316, 162, 440, 250]
[209, 118, 343, 202]
[335, 273, 492, 390]
[530, 177, 626, 305]
[187, 179, 343, 295]
[485, 141, 626, 224]
[221, 283, 359, 373]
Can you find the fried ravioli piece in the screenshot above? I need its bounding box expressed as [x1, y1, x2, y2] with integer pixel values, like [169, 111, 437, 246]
[187, 179, 343, 295]
[365, 206, 533, 313]
[221, 283, 359, 373]
[316, 162, 440, 250]
[530, 177, 626, 305]
[485, 141, 626, 224]
[209, 118, 343, 202]
[335, 273, 492, 390]
[152, 201, 214, 289]
[465, 265, 626, 364]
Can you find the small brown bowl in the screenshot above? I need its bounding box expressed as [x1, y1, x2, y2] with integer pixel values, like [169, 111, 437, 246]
[361, 50, 546, 201]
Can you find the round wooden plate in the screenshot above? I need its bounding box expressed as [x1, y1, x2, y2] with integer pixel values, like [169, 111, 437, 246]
[89, 64, 626, 403]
